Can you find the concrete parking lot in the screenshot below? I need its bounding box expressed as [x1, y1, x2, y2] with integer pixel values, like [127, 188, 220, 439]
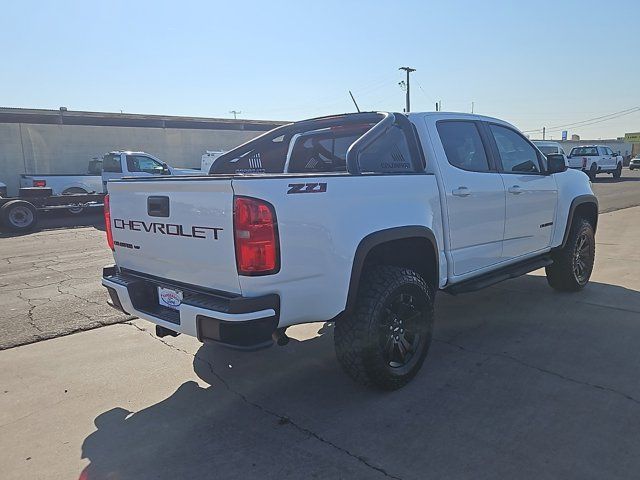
[1, 171, 639, 479]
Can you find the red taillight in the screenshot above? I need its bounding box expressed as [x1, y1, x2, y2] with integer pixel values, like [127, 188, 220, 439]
[234, 196, 279, 275]
[582, 157, 587, 168]
[104, 194, 114, 250]
[33, 179, 46, 187]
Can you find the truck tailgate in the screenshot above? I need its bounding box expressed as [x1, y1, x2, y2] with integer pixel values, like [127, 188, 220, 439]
[107, 178, 241, 294]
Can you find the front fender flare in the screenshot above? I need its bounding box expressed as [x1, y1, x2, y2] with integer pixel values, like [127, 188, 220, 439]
[560, 194, 598, 249]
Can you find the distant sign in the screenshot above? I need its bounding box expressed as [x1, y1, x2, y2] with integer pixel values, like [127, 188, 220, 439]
[624, 132, 640, 143]
[561, 130, 567, 141]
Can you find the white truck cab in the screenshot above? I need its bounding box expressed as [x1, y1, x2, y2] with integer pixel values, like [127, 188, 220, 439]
[102, 151, 202, 192]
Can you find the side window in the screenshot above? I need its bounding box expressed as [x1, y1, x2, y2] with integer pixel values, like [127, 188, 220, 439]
[357, 124, 418, 173]
[102, 154, 122, 173]
[489, 124, 542, 174]
[127, 155, 164, 174]
[436, 121, 490, 172]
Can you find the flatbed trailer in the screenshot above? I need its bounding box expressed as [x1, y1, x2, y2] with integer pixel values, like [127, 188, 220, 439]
[0, 188, 104, 232]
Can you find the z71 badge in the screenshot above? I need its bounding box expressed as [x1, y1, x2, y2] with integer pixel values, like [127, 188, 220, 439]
[287, 183, 327, 194]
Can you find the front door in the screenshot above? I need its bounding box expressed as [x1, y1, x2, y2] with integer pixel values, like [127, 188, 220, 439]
[433, 120, 506, 276]
[488, 123, 558, 259]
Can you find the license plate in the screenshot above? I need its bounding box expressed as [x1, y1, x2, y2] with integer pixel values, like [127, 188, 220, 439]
[158, 286, 183, 310]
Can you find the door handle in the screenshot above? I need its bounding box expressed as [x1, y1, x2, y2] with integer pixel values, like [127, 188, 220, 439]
[508, 185, 523, 195]
[452, 186, 471, 197]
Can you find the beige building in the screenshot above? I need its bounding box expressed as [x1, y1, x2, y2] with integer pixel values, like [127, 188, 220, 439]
[0, 107, 285, 196]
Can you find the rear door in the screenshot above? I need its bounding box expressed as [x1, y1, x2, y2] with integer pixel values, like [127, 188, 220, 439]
[603, 146, 615, 169]
[434, 120, 506, 276]
[107, 177, 241, 293]
[487, 123, 558, 259]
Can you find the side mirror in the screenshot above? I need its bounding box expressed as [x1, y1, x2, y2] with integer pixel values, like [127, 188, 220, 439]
[162, 163, 170, 175]
[546, 154, 567, 174]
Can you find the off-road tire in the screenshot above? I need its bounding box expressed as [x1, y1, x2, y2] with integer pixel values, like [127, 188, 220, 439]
[334, 265, 434, 390]
[613, 163, 622, 179]
[545, 218, 595, 292]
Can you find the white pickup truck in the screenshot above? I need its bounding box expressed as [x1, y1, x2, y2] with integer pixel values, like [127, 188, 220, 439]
[102, 112, 598, 390]
[102, 151, 203, 192]
[567, 145, 623, 179]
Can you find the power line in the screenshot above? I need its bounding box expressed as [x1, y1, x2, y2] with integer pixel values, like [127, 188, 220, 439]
[522, 107, 640, 134]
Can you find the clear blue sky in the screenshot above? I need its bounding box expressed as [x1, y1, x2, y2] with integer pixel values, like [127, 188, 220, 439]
[2, 0, 638, 139]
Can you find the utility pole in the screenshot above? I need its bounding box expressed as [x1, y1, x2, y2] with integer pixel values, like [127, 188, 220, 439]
[229, 110, 241, 119]
[471, 101, 474, 114]
[543, 126, 546, 140]
[398, 67, 416, 113]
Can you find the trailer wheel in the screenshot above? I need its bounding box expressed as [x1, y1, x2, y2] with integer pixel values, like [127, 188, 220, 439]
[1, 200, 38, 232]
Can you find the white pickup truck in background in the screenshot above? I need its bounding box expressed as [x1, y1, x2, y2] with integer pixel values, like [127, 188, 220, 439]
[567, 145, 623, 179]
[103, 111, 598, 390]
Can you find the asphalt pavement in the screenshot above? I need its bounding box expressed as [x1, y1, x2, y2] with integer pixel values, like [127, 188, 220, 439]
[1, 206, 640, 479]
[0, 169, 639, 479]
[590, 167, 640, 213]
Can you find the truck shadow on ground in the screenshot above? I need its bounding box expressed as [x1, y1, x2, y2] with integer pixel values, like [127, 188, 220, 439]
[79, 275, 640, 480]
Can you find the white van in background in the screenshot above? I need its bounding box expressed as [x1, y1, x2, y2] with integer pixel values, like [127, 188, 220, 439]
[201, 151, 226, 173]
[533, 141, 568, 166]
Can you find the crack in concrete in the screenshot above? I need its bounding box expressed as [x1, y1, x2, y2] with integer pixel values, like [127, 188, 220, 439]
[127, 322, 402, 480]
[15, 290, 44, 333]
[435, 337, 640, 406]
[56, 284, 105, 308]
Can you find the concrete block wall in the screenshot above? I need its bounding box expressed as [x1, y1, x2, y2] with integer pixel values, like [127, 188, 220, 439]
[0, 122, 266, 196]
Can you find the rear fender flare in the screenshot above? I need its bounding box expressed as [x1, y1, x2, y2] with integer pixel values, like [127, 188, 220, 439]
[344, 226, 438, 313]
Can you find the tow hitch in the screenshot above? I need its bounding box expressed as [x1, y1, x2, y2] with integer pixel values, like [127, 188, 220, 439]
[156, 325, 180, 338]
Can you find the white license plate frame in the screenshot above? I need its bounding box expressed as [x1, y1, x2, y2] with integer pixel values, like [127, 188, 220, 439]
[157, 286, 183, 311]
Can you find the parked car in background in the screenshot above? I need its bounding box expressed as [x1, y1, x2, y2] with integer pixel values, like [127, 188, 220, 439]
[533, 141, 568, 166]
[629, 154, 640, 171]
[567, 145, 623, 180]
[101, 151, 203, 192]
